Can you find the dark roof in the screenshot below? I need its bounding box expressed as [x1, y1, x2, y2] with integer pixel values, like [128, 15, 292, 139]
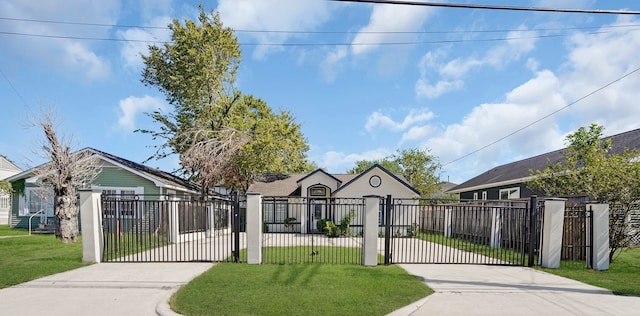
[447, 127, 640, 193]
[7, 148, 199, 192]
[247, 164, 419, 197]
[332, 163, 421, 196]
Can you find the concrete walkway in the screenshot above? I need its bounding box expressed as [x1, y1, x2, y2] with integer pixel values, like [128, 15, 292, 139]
[3, 263, 640, 315]
[390, 264, 640, 316]
[0, 263, 213, 316]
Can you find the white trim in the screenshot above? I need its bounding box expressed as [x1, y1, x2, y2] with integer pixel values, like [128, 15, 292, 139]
[94, 186, 144, 218]
[499, 187, 521, 200]
[446, 175, 537, 194]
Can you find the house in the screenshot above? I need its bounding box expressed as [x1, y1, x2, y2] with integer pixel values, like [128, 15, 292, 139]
[6, 148, 199, 229]
[247, 164, 421, 234]
[446, 127, 640, 200]
[0, 155, 22, 225]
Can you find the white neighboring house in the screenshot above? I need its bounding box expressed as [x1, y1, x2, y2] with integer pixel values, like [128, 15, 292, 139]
[248, 164, 421, 234]
[0, 155, 22, 225]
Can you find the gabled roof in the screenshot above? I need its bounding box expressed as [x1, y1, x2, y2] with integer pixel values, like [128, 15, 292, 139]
[296, 168, 343, 185]
[246, 164, 420, 197]
[447, 127, 640, 194]
[332, 163, 421, 196]
[0, 155, 21, 173]
[7, 147, 199, 193]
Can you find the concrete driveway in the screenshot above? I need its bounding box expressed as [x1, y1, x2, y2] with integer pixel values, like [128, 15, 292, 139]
[0, 263, 213, 316]
[390, 264, 640, 316]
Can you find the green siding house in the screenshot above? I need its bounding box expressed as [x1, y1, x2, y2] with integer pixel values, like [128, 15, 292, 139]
[6, 148, 198, 229]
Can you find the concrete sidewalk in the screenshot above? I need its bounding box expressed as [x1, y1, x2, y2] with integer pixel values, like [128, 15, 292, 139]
[0, 263, 213, 316]
[390, 264, 640, 316]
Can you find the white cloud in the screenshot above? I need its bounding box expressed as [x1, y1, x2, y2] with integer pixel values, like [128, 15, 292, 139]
[365, 108, 435, 133]
[415, 27, 538, 99]
[217, 0, 332, 59]
[320, 46, 348, 82]
[351, 4, 435, 56]
[319, 148, 393, 173]
[0, 0, 119, 80]
[117, 95, 167, 132]
[118, 16, 172, 71]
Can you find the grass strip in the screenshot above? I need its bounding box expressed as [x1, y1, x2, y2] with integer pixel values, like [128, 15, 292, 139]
[0, 233, 86, 288]
[539, 248, 640, 296]
[172, 263, 432, 316]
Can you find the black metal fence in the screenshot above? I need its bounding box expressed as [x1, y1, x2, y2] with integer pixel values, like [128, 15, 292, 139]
[101, 193, 244, 262]
[261, 197, 365, 264]
[384, 197, 539, 266]
[560, 204, 593, 268]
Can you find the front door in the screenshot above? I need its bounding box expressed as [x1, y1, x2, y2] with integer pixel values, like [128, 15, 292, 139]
[309, 199, 327, 233]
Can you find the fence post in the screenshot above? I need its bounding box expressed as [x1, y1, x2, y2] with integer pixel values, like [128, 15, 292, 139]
[586, 203, 609, 271]
[384, 195, 392, 265]
[246, 192, 263, 264]
[490, 208, 501, 248]
[527, 195, 538, 267]
[168, 194, 179, 243]
[444, 208, 453, 238]
[79, 189, 103, 263]
[540, 198, 565, 268]
[363, 195, 380, 266]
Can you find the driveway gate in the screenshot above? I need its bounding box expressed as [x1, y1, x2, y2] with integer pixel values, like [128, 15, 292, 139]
[101, 192, 244, 262]
[383, 196, 542, 266]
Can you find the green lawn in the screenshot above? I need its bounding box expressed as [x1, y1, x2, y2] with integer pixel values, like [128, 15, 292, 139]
[172, 263, 433, 316]
[539, 248, 640, 296]
[0, 225, 87, 288]
[0, 225, 29, 236]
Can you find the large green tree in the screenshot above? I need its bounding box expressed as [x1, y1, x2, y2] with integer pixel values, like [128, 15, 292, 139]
[528, 124, 640, 260]
[140, 7, 312, 192]
[347, 148, 441, 197]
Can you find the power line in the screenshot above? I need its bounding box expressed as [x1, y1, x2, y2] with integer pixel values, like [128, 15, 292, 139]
[442, 66, 640, 167]
[1, 28, 634, 47]
[329, 0, 640, 15]
[2, 15, 639, 35]
[0, 67, 29, 108]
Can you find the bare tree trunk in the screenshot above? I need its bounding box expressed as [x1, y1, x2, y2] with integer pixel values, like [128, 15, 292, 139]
[55, 190, 79, 243]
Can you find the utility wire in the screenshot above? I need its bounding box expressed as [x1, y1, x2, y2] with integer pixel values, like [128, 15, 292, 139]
[1, 16, 639, 34]
[0, 66, 29, 108]
[329, 0, 640, 15]
[1, 28, 633, 46]
[442, 66, 640, 167]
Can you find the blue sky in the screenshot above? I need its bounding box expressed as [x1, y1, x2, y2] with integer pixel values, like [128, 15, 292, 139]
[2, 0, 640, 184]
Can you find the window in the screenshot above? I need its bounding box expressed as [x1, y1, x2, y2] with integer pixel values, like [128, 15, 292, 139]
[0, 194, 10, 209]
[98, 187, 143, 218]
[18, 187, 54, 216]
[473, 192, 478, 200]
[482, 191, 487, 200]
[499, 187, 520, 200]
[263, 199, 288, 223]
[309, 187, 327, 196]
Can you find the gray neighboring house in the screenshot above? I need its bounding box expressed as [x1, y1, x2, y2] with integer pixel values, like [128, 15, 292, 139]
[6, 148, 199, 229]
[0, 155, 22, 225]
[447, 127, 640, 200]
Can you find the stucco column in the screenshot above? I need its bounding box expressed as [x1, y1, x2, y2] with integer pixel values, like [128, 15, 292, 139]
[246, 192, 263, 264]
[540, 198, 566, 268]
[587, 203, 609, 271]
[168, 194, 179, 243]
[490, 208, 501, 248]
[79, 189, 103, 263]
[363, 195, 380, 266]
[444, 209, 453, 238]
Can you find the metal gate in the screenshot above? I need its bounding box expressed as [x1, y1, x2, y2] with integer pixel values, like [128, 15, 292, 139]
[101, 192, 244, 262]
[562, 205, 594, 268]
[383, 196, 541, 266]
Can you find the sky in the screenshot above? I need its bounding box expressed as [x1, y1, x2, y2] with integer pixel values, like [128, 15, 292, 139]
[2, 0, 640, 185]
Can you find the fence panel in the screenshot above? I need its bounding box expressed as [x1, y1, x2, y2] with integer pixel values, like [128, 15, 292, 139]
[387, 199, 533, 266]
[101, 194, 244, 263]
[261, 197, 365, 264]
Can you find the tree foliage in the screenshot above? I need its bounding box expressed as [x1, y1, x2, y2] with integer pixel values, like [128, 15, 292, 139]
[140, 6, 312, 192]
[528, 124, 640, 260]
[30, 110, 100, 243]
[0, 180, 12, 195]
[347, 148, 441, 197]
